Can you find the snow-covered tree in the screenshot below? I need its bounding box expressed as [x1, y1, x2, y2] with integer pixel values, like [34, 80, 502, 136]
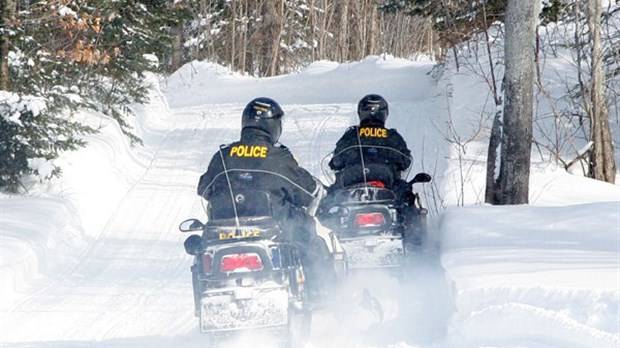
[0, 0, 185, 192]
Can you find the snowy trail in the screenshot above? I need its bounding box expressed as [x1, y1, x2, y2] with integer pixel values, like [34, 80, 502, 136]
[0, 58, 454, 347]
[0, 114, 210, 345]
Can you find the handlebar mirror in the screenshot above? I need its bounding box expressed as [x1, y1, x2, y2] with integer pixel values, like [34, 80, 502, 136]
[410, 172, 432, 185]
[179, 218, 204, 232]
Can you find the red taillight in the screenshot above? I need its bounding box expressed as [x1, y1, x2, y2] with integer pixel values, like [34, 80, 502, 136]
[367, 180, 385, 188]
[355, 212, 386, 227]
[220, 253, 263, 273]
[202, 254, 212, 273]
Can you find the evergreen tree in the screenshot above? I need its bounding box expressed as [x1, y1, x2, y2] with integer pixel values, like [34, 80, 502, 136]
[0, 0, 186, 192]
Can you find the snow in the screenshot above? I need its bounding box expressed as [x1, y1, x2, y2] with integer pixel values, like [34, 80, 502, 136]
[165, 55, 435, 107]
[0, 91, 47, 122]
[432, 19, 620, 347]
[0, 29, 619, 348]
[27, 158, 55, 179]
[440, 203, 620, 348]
[57, 6, 78, 18]
[0, 57, 451, 347]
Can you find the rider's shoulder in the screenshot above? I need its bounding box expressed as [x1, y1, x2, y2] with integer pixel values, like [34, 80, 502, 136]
[273, 143, 294, 156]
[213, 142, 234, 153]
[274, 142, 289, 151]
[220, 141, 239, 148]
[272, 143, 300, 162]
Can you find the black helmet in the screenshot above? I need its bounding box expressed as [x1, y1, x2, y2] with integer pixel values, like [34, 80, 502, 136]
[358, 94, 388, 126]
[241, 97, 284, 143]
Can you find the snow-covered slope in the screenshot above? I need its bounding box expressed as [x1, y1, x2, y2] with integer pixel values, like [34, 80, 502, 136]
[432, 21, 620, 347]
[0, 51, 618, 348]
[441, 203, 620, 348]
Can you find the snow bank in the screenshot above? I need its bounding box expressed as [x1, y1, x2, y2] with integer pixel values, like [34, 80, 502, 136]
[164, 56, 436, 108]
[0, 74, 170, 309]
[440, 202, 620, 347]
[0, 196, 84, 308]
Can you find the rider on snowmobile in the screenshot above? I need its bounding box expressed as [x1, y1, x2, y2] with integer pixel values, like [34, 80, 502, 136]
[325, 94, 423, 245]
[197, 97, 332, 297]
[328, 94, 412, 191]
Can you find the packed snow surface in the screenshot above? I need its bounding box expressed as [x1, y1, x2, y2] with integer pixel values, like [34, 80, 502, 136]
[1, 53, 619, 348]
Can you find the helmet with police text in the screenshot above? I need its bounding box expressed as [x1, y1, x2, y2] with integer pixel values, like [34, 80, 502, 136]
[241, 97, 284, 144]
[357, 94, 389, 126]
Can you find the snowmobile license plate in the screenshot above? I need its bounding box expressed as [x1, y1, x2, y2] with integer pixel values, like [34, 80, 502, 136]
[218, 229, 262, 240]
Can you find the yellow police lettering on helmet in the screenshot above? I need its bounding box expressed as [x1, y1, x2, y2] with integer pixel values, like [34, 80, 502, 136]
[359, 127, 388, 138]
[229, 145, 268, 158]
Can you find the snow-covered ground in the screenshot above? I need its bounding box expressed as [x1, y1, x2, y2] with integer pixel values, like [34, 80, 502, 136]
[433, 23, 620, 347]
[0, 52, 618, 348]
[441, 203, 620, 348]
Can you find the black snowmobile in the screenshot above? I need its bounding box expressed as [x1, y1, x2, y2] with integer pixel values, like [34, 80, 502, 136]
[180, 190, 311, 348]
[317, 171, 431, 274]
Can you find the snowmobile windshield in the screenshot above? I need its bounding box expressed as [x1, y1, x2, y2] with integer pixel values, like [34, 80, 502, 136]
[320, 145, 413, 185]
[200, 169, 316, 221]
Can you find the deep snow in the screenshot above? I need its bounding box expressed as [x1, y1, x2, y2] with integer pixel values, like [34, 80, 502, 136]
[441, 203, 620, 348]
[0, 52, 618, 348]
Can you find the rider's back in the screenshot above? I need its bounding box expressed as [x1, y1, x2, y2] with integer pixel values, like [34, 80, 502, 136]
[329, 125, 411, 188]
[198, 128, 317, 220]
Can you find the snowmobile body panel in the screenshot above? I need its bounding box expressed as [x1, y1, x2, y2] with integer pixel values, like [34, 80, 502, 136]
[318, 186, 408, 271]
[184, 217, 309, 340]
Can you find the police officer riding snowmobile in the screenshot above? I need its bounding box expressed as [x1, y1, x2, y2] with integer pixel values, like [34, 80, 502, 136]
[180, 98, 336, 347]
[317, 94, 431, 272]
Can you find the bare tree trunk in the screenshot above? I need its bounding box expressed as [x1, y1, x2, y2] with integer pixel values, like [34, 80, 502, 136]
[317, 0, 328, 59]
[320, 1, 335, 60]
[268, 0, 284, 76]
[350, 0, 362, 59]
[368, 2, 377, 56]
[239, 0, 246, 73]
[309, 0, 316, 61]
[487, 0, 539, 205]
[169, 20, 184, 72]
[336, 0, 349, 61]
[230, 0, 237, 70]
[587, 0, 616, 183]
[0, 0, 16, 91]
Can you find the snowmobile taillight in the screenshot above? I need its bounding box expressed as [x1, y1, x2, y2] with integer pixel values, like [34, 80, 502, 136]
[367, 180, 385, 188]
[202, 254, 212, 273]
[220, 253, 263, 272]
[355, 212, 386, 227]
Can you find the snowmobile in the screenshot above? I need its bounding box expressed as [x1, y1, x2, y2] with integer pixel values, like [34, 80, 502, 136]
[317, 172, 431, 274]
[180, 190, 311, 348]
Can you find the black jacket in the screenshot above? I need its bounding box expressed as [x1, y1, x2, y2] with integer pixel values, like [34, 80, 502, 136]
[328, 123, 411, 188]
[198, 128, 319, 220]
